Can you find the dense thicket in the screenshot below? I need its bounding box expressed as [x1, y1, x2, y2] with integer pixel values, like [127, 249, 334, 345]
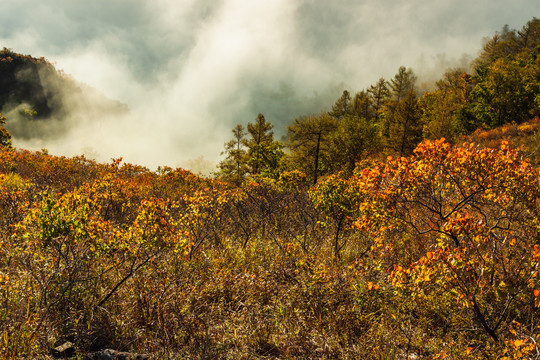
[3, 134, 540, 359]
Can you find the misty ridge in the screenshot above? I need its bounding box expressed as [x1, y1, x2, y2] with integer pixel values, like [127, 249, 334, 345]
[0, 14, 534, 176]
[0, 48, 132, 157]
[0, 48, 350, 174]
[1, 0, 538, 176]
[0, 47, 468, 170]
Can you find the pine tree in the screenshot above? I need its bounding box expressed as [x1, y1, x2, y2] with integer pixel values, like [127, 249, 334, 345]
[245, 114, 283, 177]
[367, 78, 391, 119]
[421, 70, 474, 140]
[328, 115, 379, 175]
[218, 124, 249, 185]
[330, 90, 352, 119]
[351, 90, 375, 121]
[286, 113, 337, 184]
[390, 67, 417, 101]
[388, 89, 423, 156]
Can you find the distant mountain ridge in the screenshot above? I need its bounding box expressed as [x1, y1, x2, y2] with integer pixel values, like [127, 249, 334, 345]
[0, 47, 129, 140]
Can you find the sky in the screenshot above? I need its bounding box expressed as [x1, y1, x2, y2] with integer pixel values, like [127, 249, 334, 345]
[0, 0, 538, 173]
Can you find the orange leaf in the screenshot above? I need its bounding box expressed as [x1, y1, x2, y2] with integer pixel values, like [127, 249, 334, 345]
[367, 282, 379, 290]
[514, 339, 526, 348]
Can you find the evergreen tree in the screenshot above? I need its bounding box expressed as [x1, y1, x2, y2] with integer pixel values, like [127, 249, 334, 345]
[328, 115, 379, 175]
[380, 67, 418, 149]
[246, 114, 283, 178]
[421, 70, 474, 140]
[351, 90, 375, 121]
[388, 89, 423, 156]
[367, 77, 391, 119]
[390, 66, 417, 101]
[218, 124, 249, 185]
[330, 90, 352, 119]
[286, 113, 337, 184]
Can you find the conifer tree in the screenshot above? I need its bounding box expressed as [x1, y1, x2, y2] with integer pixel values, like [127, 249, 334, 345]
[330, 90, 352, 119]
[286, 113, 337, 184]
[421, 70, 473, 140]
[367, 78, 391, 119]
[390, 66, 417, 101]
[246, 114, 283, 177]
[218, 124, 249, 185]
[328, 115, 378, 175]
[388, 89, 422, 156]
[351, 90, 374, 121]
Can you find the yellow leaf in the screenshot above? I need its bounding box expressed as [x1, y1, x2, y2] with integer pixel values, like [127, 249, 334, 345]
[514, 339, 526, 348]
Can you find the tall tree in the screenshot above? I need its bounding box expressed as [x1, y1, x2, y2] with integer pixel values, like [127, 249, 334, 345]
[380, 67, 418, 148]
[218, 124, 249, 185]
[388, 89, 423, 156]
[516, 17, 540, 50]
[469, 54, 540, 127]
[330, 90, 353, 119]
[367, 78, 391, 119]
[245, 113, 283, 177]
[328, 115, 379, 175]
[390, 66, 417, 101]
[286, 113, 338, 184]
[351, 90, 375, 121]
[420, 69, 474, 140]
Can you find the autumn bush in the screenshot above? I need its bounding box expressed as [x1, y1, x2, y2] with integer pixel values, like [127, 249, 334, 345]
[1, 140, 540, 359]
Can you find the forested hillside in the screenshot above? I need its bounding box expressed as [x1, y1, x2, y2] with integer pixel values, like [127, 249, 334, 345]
[0, 18, 540, 360]
[0, 48, 128, 141]
[217, 18, 540, 185]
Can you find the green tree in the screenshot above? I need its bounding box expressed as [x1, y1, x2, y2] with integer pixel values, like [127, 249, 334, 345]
[367, 77, 391, 120]
[328, 115, 379, 175]
[330, 90, 353, 119]
[286, 113, 337, 184]
[420, 70, 474, 140]
[218, 124, 249, 185]
[466, 18, 540, 129]
[390, 66, 417, 101]
[474, 18, 540, 68]
[516, 17, 540, 50]
[351, 90, 375, 121]
[470, 55, 540, 127]
[388, 89, 423, 156]
[246, 114, 283, 178]
[380, 67, 418, 143]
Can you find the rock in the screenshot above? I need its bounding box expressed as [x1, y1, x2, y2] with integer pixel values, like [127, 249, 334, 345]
[83, 349, 149, 360]
[50, 342, 75, 358]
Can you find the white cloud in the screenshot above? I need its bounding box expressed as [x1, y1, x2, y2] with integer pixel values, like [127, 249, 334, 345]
[0, 0, 538, 172]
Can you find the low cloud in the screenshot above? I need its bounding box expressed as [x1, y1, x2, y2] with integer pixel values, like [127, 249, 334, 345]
[0, 0, 537, 172]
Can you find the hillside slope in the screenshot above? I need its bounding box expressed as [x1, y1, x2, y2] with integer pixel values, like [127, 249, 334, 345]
[0, 48, 128, 140]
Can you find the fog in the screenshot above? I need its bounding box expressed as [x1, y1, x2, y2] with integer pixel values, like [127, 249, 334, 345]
[0, 0, 537, 173]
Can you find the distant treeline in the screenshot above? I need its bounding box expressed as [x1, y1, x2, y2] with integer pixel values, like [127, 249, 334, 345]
[218, 18, 540, 184]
